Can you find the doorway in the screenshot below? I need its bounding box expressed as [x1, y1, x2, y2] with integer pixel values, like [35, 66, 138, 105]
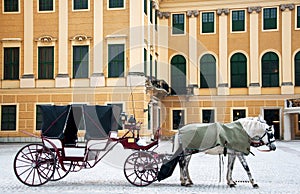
[263, 109, 280, 139]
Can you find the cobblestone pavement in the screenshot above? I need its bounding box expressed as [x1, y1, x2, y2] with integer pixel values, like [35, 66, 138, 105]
[1, 140, 300, 194]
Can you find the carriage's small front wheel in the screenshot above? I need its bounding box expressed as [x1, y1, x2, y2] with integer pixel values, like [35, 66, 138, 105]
[124, 151, 158, 187]
[13, 144, 56, 186]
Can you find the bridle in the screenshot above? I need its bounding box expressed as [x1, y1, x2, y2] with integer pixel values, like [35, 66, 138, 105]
[250, 126, 275, 149]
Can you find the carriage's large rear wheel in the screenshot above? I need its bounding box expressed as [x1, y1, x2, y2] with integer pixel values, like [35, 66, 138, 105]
[13, 144, 56, 186]
[124, 151, 158, 187]
[50, 153, 72, 181]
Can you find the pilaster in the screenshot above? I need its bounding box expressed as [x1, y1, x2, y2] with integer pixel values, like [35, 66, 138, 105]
[56, 0, 70, 88]
[20, 0, 34, 88]
[128, 0, 145, 86]
[217, 9, 229, 95]
[248, 6, 261, 95]
[187, 10, 198, 89]
[91, 0, 105, 87]
[280, 4, 294, 94]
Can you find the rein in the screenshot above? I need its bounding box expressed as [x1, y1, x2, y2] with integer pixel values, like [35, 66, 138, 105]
[250, 127, 275, 152]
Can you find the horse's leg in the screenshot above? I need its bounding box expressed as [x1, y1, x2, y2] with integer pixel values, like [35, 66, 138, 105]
[236, 153, 259, 188]
[226, 153, 237, 187]
[184, 154, 193, 186]
[178, 153, 193, 186]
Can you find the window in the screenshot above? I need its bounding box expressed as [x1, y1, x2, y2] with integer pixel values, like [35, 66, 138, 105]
[232, 10, 245, 32]
[233, 109, 246, 121]
[108, 44, 125, 78]
[262, 52, 279, 87]
[144, 0, 147, 15]
[263, 8, 277, 30]
[297, 6, 300, 28]
[202, 12, 214, 33]
[107, 103, 123, 130]
[73, 0, 88, 10]
[108, 0, 124, 9]
[73, 46, 89, 78]
[295, 51, 300, 86]
[230, 53, 247, 88]
[172, 110, 185, 130]
[150, 0, 153, 23]
[202, 109, 215, 123]
[39, 0, 53, 11]
[1, 105, 16, 131]
[144, 48, 147, 76]
[150, 54, 153, 79]
[38, 47, 54, 79]
[171, 55, 186, 95]
[4, 47, 19, 80]
[36, 105, 43, 130]
[172, 14, 185, 34]
[3, 0, 19, 12]
[200, 54, 216, 88]
[154, 60, 158, 80]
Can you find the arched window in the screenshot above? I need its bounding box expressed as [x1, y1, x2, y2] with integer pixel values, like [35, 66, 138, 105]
[230, 53, 247, 88]
[200, 54, 216, 88]
[171, 55, 186, 95]
[295, 51, 300, 86]
[261, 52, 279, 87]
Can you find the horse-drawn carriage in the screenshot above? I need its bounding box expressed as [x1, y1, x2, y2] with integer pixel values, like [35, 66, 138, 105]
[13, 104, 168, 187]
[13, 104, 276, 188]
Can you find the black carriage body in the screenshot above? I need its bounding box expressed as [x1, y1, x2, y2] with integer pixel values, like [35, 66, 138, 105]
[38, 104, 120, 144]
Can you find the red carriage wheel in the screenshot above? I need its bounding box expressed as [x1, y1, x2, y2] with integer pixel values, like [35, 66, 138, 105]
[50, 154, 72, 181]
[13, 144, 56, 186]
[124, 151, 158, 187]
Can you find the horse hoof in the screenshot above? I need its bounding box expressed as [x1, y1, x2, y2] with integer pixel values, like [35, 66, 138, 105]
[229, 184, 236, 188]
[253, 184, 259, 189]
[185, 183, 193, 187]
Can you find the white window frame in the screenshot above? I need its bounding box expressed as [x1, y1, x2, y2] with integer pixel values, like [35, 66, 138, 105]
[37, 0, 55, 13]
[72, 0, 90, 12]
[200, 107, 216, 123]
[230, 9, 247, 33]
[262, 6, 279, 32]
[200, 11, 216, 35]
[170, 108, 186, 131]
[295, 5, 300, 30]
[2, 0, 20, 14]
[0, 103, 19, 132]
[171, 13, 186, 36]
[231, 107, 248, 122]
[107, 0, 126, 10]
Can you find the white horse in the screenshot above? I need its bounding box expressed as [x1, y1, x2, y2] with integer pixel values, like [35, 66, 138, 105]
[172, 117, 276, 188]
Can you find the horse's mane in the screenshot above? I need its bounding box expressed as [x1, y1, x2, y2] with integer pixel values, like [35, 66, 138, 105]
[237, 117, 269, 138]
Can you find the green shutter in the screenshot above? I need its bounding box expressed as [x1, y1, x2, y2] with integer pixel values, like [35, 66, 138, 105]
[295, 52, 300, 86]
[4, 48, 19, 80]
[232, 10, 245, 31]
[108, 44, 125, 78]
[262, 52, 279, 87]
[172, 14, 185, 34]
[200, 54, 216, 88]
[263, 8, 277, 30]
[230, 53, 247, 88]
[73, 46, 89, 78]
[38, 47, 54, 79]
[202, 12, 214, 33]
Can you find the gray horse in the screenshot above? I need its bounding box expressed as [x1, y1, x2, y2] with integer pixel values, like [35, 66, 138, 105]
[171, 117, 276, 188]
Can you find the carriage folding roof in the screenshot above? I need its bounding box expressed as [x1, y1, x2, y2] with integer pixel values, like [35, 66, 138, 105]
[38, 104, 120, 143]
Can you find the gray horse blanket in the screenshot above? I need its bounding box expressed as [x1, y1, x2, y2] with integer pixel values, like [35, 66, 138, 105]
[178, 121, 251, 155]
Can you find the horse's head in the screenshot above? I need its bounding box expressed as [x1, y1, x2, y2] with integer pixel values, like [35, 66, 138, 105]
[238, 117, 276, 151]
[251, 124, 276, 151]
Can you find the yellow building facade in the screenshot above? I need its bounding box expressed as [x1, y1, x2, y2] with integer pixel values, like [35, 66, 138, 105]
[0, 0, 300, 142]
